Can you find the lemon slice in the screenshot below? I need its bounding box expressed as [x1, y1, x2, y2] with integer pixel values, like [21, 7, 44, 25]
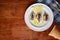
[32, 6, 42, 13]
[33, 19, 38, 25]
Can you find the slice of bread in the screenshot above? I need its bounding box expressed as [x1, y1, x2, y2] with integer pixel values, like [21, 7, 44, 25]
[49, 25, 60, 40]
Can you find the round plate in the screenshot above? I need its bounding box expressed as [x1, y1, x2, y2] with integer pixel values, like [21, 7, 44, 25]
[24, 3, 54, 32]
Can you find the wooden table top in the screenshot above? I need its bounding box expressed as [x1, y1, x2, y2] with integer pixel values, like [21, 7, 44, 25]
[0, 0, 60, 40]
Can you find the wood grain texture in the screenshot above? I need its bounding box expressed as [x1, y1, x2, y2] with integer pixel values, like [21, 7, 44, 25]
[0, 0, 60, 40]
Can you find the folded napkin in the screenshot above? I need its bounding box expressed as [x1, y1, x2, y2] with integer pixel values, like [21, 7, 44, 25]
[35, 0, 60, 25]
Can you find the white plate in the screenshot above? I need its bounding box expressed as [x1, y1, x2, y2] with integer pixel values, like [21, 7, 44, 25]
[24, 3, 54, 32]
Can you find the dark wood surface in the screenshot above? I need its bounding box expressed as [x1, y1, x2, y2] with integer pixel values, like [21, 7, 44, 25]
[0, 0, 60, 40]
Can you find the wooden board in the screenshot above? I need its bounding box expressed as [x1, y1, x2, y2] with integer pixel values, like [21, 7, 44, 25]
[0, 0, 60, 40]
